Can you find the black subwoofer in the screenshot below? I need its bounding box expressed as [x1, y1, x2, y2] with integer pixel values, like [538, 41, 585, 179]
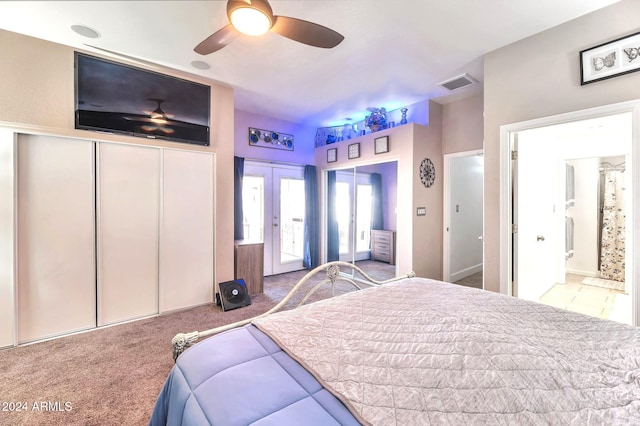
[217, 279, 252, 312]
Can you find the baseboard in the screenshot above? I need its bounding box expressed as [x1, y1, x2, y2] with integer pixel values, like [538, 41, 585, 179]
[451, 263, 483, 282]
[566, 269, 597, 277]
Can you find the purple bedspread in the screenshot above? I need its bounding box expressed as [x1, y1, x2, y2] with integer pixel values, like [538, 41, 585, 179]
[149, 324, 359, 425]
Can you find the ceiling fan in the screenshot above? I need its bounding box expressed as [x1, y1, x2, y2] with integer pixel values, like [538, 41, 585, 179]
[194, 0, 344, 55]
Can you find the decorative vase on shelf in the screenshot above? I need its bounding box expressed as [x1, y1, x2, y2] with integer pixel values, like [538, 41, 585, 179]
[365, 107, 387, 133]
[400, 108, 408, 125]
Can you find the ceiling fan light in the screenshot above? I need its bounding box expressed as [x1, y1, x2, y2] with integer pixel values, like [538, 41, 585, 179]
[230, 7, 271, 36]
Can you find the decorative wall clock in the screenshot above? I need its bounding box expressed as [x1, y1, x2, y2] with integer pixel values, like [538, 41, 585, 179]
[419, 158, 435, 188]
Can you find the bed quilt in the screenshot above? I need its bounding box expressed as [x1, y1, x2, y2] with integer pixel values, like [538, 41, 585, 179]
[149, 324, 359, 425]
[253, 277, 640, 425]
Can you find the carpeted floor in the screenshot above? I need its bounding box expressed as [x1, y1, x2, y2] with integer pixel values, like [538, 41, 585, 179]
[0, 261, 393, 426]
[453, 270, 483, 289]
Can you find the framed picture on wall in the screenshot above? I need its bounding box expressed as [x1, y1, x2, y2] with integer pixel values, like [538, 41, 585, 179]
[348, 143, 360, 159]
[374, 136, 389, 154]
[327, 148, 337, 163]
[580, 30, 640, 85]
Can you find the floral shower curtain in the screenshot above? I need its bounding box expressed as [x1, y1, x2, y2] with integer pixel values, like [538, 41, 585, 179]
[600, 171, 625, 282]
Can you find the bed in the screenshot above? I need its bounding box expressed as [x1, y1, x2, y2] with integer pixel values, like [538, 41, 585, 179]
[150, 261, 640, 425]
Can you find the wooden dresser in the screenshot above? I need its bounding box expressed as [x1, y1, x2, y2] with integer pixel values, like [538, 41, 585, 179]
[234, 240, 264, 295]
[371, 230, 396, 265]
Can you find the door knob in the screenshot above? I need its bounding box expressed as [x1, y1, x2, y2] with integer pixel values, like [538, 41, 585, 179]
[536, 235, 545, 241]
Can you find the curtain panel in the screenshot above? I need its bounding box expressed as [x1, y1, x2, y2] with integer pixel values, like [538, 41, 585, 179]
[233, 156, 244, 241]
[303, 165, 319, 269]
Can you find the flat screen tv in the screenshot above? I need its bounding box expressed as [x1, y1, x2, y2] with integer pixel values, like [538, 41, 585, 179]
[75, 52, 210, 146]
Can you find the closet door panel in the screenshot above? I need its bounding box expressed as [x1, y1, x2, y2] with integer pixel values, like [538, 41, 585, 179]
[17, 134, 96, 343]
[159, 150, 214, 312]
[0, 130, 15, 347]
[98, 143, 159, 325]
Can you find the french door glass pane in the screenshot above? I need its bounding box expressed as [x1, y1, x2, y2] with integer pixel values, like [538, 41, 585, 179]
[356, 184, 373, 252]
[280, 177, 305, 262]
[242, 175, 264, 242]
[336, 181, 351, 254]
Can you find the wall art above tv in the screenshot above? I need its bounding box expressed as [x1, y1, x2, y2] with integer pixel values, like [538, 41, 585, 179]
[75, 52, 211, 146]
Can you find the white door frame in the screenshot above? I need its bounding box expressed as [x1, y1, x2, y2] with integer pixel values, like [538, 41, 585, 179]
[499, 100, 640, 326]
[443, 149, 484, 283]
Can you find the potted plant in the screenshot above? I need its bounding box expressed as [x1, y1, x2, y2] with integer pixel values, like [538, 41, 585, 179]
[365, 107, 387, 132]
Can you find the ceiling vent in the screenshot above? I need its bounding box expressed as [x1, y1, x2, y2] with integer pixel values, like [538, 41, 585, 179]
[438, 73, 477, 91]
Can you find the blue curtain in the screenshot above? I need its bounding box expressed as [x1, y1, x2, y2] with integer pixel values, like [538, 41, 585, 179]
[303, 165, 319, 269]
[327, 170, 340, 261]
[371, 172, 383, 230]
[234, 156, 244, 240]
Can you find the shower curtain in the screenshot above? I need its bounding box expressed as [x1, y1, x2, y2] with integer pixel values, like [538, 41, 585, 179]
[600, 171, 625, 282]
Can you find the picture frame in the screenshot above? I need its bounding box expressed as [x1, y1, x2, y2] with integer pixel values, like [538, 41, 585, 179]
[374, 135, 389, 154]
[580, 30, 640, 85]
[348, 143, 360, 159]
[327, 147, 337, 163]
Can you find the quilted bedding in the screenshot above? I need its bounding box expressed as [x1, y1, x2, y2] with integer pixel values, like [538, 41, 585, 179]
[150, 324, 359, 425]
[253, 277, 640, 425]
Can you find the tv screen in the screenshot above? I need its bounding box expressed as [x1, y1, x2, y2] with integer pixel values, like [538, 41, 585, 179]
[75, 52, 210, 146]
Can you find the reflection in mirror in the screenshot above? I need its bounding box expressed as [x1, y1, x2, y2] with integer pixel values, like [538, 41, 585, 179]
[327, 161, 398, 281]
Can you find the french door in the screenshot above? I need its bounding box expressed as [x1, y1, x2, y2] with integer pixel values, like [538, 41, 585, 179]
[243, 163, 305, 275]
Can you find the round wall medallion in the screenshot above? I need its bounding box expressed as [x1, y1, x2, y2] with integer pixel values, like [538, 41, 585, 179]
[419, 158, 435, 188]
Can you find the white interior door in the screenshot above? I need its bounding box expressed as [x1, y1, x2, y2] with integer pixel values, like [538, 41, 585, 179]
[515, 137, 560, 301]
[97, 142, 160, 325]
[17, 134, 96, 343]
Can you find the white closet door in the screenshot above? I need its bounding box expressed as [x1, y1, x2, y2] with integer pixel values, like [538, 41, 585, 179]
[17, 134, 96, 343]
[0, 130, 15, 347]
[97, 143, 160, 325]
[159, 149, 214, 312]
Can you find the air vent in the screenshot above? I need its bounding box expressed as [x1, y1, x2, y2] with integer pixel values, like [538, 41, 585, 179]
[438, 73, 477, 91]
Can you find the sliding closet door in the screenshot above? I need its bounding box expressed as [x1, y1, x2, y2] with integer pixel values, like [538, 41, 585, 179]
[0, 130, 15, 347]
[17, 134, 96, 343]
[97, 143, 160, 325]
[159, 149, 214, 312]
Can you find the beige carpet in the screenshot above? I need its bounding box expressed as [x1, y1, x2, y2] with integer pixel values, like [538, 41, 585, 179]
[582, 276, 625, 292]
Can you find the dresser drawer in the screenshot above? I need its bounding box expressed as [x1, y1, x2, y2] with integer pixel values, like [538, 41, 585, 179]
[371, 230, 396, 265]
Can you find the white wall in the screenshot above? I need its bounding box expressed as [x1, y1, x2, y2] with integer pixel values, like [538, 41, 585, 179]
[442, 93, 484, 155]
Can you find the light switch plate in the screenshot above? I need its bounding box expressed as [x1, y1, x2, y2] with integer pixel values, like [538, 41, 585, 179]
[417, 207, 426, 216]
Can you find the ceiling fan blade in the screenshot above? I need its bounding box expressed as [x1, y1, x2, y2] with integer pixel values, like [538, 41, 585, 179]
[194, 24, 239, 55]
[270, 15, 344, 48]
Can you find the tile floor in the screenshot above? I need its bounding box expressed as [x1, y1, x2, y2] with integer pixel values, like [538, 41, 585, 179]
[538, 274, 630, 324]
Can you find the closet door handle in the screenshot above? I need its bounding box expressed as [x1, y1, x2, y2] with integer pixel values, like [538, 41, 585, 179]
[536, 235, 545, 241]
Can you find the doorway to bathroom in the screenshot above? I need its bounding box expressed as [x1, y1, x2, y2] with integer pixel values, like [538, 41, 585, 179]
[511, 111, 633, 324]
